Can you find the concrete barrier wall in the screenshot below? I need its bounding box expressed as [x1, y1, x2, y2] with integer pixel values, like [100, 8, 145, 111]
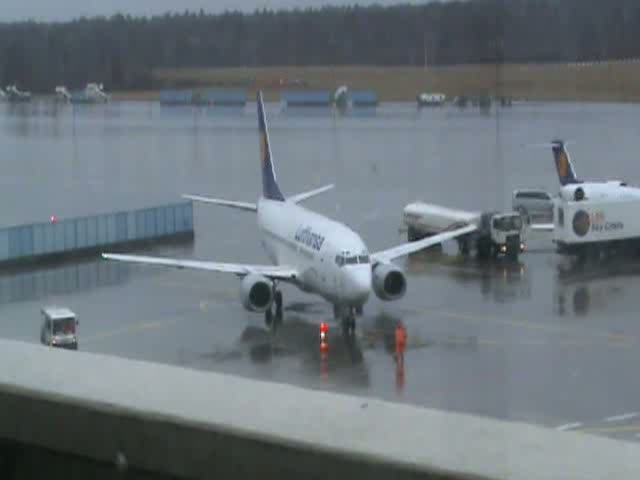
[0, 338, 640, 479]
[0, 202, 193, 266]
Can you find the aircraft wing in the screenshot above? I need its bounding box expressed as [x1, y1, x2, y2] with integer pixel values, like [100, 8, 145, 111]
[371, 224, 477, 264]
[102, 253, 298, 280]
[182, 194, 257, 212]
[529, 223, 554, 232]
[289, 184, 335, 204]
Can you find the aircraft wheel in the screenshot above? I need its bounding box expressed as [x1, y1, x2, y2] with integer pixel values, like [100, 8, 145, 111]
[342, 311, 356, 337]
[264, 308, 273, 328]
[275, 290, 283, 317]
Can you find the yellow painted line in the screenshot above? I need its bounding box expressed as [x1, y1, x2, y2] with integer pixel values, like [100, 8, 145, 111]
[83, 318, 183, 344]
[424, 308, 638, 346]
[575, 424, 640, 435]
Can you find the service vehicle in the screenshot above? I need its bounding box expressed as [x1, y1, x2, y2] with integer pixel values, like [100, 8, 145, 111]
[40, 306, 78, 350]
[403, 202, 525, 259]
[512, 189, 553, 223]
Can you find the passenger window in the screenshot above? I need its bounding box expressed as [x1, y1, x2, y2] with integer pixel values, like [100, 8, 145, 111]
[358, 255, 370, 264]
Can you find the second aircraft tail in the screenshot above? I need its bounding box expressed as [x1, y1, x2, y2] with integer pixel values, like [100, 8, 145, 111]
[551, 140, 580, 186]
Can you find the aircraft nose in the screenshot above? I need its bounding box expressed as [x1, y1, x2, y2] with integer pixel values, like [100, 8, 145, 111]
[345, 266, 371, 304]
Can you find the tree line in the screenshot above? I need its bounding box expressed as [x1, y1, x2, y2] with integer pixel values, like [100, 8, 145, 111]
[1, 0, 639, 92]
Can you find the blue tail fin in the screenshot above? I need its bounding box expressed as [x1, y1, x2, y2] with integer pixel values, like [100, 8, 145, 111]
[551, 140, 580, 186]
[257, 91, 285, 201]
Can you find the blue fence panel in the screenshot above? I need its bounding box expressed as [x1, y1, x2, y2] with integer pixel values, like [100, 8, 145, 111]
[350, 90, 379, 106]
[38, 223, 53, 255]
[205, 89, 247, 106]
[106, 214, 117, 244]
[54, 222, 65, 252]
[23, 225, 34, 257]
[183, 203, 194, 231]
[32, 224, 44, 256]
[126, 211, 135, 241]
[96, 215, 107, 245]
[144, 208, 156, 238]
[76, 217, 88, 249]
[166, 205, 176, 234]
[155, 207, 167, 236]
[87, 216, 98, 247]
[115, 212, 128, 243]
[0, 229, 9, 261]
[281, 90, 332, 106]
[64, 220, 76, 251]
[160, 90, 193, 105]
[134, 210, 145, 240]
[10, 225, 34, 258]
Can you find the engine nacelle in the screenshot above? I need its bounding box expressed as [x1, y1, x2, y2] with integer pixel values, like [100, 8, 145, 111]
[372, 263, 407, 301]
[560, 186, 586, 202]
[240, 274, 274, 312]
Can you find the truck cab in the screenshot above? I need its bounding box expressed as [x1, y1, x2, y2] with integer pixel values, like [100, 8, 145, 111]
[480, 212, 524, 259]
[40, 306, 78, 350]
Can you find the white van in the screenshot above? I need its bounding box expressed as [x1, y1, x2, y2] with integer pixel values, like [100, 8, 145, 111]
[40, 306, 78, 350]
[512, 189, 553, 223]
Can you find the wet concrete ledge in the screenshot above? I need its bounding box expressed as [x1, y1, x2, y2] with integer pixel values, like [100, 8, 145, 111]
[0, 339, 639, 480]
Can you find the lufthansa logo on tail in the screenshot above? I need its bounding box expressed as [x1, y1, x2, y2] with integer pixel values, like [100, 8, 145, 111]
[557, 151, 568, 179]
[260, 132, 267, 167]
[572, 210, 590, 237]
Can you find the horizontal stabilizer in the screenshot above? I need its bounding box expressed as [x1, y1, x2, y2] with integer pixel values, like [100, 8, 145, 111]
[289, 184, 335, 204]
[182, 194, 257, 212]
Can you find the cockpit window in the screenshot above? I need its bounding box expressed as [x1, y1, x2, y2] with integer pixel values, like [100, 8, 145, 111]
[493, 216, 523, 232]
[358, 255, 370, 264]
[336, 253, 370, 267]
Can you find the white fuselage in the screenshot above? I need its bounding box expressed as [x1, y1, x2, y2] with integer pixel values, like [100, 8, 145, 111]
[257, 198, 371, 307]
[560, 182, 640, 202]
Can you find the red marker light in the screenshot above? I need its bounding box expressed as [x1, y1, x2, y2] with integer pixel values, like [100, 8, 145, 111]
[50, 215, 58, 223]
[320, 322, 329, 333]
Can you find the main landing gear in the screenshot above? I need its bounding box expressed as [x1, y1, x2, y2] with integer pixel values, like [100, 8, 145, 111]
[264, 288, 284, 330]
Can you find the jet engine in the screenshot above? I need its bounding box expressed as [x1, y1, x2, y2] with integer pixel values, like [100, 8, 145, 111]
[240, 274, 274, 312]
[560, 186, 586, 202]
[372, 263, 407, 301]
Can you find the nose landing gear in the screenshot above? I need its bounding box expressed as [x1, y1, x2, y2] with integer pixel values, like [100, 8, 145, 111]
[334, 304, 357, 337]
[264, 288, 284, 330]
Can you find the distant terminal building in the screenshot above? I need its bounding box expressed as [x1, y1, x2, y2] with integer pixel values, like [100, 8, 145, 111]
[160, 89, 246, 107]
[283, 87, 378, 110]
[281, 89, 333, 107]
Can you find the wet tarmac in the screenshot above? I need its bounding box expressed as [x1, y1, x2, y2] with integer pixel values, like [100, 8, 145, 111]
[3, 100, 640, 443]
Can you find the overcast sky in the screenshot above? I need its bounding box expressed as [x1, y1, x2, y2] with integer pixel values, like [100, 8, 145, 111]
[2, 0, 433, 22]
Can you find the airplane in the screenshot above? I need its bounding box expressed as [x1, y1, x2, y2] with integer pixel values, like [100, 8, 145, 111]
[102, 91, 475, 334]
[550, 140, 640, 202]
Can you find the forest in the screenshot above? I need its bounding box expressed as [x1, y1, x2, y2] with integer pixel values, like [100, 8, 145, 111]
[1, 0, 639, 92]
